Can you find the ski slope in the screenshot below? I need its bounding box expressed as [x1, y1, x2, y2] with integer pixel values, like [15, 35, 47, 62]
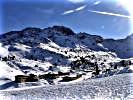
[0, 73, 133, 100]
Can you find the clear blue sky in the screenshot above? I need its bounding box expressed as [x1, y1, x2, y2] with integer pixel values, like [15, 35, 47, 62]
[0, 0, 132, 39]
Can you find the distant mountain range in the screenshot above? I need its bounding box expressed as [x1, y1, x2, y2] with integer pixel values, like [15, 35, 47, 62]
[1, 26, 133, 58]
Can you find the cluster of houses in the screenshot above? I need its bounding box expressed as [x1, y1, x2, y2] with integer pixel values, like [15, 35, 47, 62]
[15, 71, 82, 83]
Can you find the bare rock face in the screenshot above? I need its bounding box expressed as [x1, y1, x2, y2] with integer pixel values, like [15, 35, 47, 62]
[51, 26, 75, 35]
[22, 27, 42, 34]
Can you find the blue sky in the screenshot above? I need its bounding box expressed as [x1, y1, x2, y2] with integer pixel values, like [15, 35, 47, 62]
[0, 0, 132, 39]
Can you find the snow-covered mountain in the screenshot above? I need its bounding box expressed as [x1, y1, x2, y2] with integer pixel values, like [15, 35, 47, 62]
[0, 26, 132, 90]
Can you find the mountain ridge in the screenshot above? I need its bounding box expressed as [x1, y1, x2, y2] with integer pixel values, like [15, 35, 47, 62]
[0, 26, 133, 58]
[2, 26, 133, 40]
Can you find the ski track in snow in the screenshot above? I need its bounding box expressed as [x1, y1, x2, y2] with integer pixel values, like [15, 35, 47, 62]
[0, 73, 133, 100]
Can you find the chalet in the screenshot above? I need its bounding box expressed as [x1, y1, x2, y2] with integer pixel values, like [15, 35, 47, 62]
[58, 71, 70, 76]
[15, 74, 38, 83]
[61, 74, 82, 82]
[38, 73, 59, 79]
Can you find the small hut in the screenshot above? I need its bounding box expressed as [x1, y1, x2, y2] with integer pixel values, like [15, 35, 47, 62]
[15, 74, 38, 83]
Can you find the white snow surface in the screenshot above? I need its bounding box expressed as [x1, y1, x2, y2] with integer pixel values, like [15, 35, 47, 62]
[0, 61, 24, 81]
[0, 73, 133, 100]
[0, 43, 9, 57]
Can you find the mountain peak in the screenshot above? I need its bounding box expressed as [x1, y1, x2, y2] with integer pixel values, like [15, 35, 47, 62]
[22, 27, 42, 34]
[44, 25, 75, 36]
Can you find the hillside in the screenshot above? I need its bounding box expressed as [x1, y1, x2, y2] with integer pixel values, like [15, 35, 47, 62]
[0, 26, 132, 90]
